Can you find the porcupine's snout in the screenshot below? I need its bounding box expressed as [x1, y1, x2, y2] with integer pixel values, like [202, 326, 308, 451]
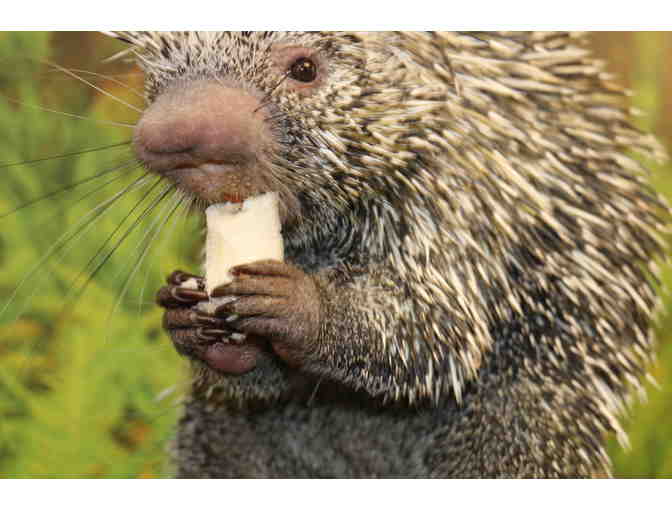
[132, 80, 273, 204]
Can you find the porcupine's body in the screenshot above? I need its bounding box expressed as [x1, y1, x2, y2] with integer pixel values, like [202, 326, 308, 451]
[119, 31, 667, 477]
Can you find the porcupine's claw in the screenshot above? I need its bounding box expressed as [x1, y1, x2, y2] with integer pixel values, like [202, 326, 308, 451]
[156, 270, 241, 362]
[166, 269, 205, 288]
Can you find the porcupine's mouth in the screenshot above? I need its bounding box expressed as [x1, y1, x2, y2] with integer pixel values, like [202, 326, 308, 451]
[165, 162, 297, 225]
[166, 162, 261, 205]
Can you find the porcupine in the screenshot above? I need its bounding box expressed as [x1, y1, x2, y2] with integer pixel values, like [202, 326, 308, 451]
[117, 31, 668, 477]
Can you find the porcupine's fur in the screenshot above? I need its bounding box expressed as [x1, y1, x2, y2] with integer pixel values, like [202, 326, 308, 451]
[112, 31, 667, 477]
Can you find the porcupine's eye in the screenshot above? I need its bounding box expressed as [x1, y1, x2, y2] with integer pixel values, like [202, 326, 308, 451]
[289, 57, 318, 83]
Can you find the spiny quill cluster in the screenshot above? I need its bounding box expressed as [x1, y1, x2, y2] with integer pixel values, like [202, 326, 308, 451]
[113, 31, 667, 476]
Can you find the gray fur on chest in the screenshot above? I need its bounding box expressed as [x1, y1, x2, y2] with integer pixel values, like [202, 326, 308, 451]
[174, 396, 445, 478]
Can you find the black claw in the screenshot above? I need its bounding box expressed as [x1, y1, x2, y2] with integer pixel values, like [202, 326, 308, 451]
[202, 328, 232, 337]
[173, 286, 208, 303]
[194, 314, 219, 326]
[168, 270, 204, 287]
[194, 314, 235, 331]
[195, 327, 221, 342]
[214, 301, 239, 316]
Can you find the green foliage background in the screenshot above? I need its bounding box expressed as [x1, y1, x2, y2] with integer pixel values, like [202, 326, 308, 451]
[0, 31, 671, 478]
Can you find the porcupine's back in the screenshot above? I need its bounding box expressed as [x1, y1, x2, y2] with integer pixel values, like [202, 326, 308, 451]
[402, 32, 669, 475]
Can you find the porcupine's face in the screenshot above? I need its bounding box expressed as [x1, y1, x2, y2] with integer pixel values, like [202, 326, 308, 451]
[129, 31, 385, 221]
[123, 31, 405, 401]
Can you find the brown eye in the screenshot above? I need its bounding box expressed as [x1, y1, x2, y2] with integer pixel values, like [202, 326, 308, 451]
[289, 57, 318, 83]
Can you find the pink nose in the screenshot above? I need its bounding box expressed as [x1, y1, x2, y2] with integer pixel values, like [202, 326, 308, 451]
[133, 80, 266, 173]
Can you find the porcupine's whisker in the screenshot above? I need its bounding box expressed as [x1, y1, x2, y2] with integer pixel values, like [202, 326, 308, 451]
[119, 190, 196, 328]
[136, 191, 193, 316]
[10, 162, 142, 254]
[7, 55, 144, 99]
[39, 59, 144, 115]
[11, 172, 155, 378]
[110, 184, 179, 305]
[180, 192, 199, 223]
[0, 141, 132, 171]
[1, 171, 154, 324]
[42, 68, 146, 102]
[34, 179, 171, 366]
[1, 146, 134, 221]
[104, 188, 184, 343]
[0, 154, 136, 219]
[91, 180, 177, 302]
[2, 60, 140, 127]
[3, 170, 151, 296]
[62, 177, 169, 312]
[63, 175, 162, 293]
[1, 95, 136, 128]
[185, 194, 205, 217]
[253, 71, 291, 114]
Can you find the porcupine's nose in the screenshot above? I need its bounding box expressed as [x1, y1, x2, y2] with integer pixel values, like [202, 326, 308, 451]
[133, 80, 266, 175]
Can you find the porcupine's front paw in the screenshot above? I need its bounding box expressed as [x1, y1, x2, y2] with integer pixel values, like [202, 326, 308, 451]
[156, 270, 249, 372]
[210, 260, 322, 367]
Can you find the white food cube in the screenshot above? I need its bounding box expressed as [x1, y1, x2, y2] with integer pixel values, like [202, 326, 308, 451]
[200, 192, 283, 314]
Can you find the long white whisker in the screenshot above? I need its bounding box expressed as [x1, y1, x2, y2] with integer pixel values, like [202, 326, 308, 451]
[104, 189, 184, 341]
[2, 158, 137, 219]
[1, 173, 152, 319]
[2, 95, 135, 128]
[9, 172, 154, 379]
[41, 60, 143, 114]
[137, 192, 191, 315]
[63, 176, 164, 304]
[45, 68, 146, 102]
[0, 141, 131, 171]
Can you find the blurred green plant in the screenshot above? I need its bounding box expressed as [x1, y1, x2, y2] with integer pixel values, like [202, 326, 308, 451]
[0, 31, 670, 478]
[0, 32, 200, 477]
[602, 32, 672, 478]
